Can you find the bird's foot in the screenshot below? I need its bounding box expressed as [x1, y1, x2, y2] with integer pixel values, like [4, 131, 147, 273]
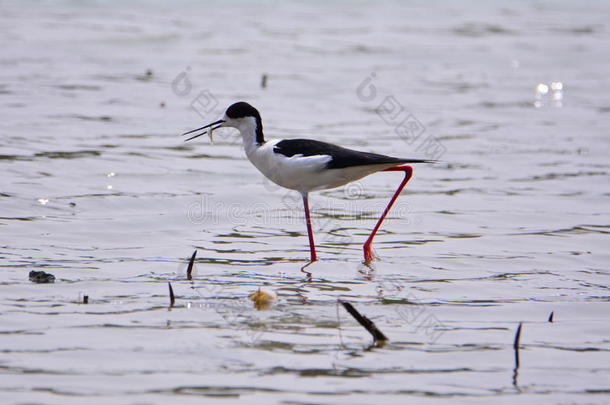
[363, 243, 379, 263]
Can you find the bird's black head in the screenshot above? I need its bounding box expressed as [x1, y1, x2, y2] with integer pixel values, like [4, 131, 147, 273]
[223, 101, 264, 144]
[226, 102, 261, 120]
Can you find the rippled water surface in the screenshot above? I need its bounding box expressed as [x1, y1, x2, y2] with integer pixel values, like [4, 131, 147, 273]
[1, 0, 609, 403]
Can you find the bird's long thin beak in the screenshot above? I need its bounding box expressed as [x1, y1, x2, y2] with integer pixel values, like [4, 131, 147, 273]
[182, 119, 225, 142]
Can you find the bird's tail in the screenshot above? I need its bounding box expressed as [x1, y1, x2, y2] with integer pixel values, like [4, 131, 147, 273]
[398, 159, 437, 164]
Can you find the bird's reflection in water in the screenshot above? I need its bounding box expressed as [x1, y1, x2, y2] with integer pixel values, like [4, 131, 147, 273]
[300, 261, 313, 282]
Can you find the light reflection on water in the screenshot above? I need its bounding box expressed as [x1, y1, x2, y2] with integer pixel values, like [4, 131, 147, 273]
[1, 0, 609, 403]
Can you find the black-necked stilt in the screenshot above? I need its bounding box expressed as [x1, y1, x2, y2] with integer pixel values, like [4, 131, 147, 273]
[183, 101, 433, 263]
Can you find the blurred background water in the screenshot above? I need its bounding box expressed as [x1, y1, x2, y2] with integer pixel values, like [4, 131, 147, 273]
[1, 0, 609, 404]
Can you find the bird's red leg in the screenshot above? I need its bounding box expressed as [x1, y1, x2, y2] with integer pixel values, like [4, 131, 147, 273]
[302, 193, 318, 262]
[363, 165, 414, 263]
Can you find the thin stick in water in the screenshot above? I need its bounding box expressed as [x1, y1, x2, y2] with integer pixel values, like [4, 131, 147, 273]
[514, 323, 522, 368]
[187, 250, 197, 280]
[168, 282, 175, 308]
[340, 300, 387, 343]
[512, 322, 522, 386]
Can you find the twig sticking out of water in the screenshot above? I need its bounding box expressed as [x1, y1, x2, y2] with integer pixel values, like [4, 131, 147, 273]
[512, 322, 523, 387]
[340, 301, 387, 343]
[187, 250, 197, 280]
[548, 311, 554, 323]
[261, 74, 268, 89]
[514, 322, 522, 366]
[168, 282, 175, 308]
[83, 295, 89, 304]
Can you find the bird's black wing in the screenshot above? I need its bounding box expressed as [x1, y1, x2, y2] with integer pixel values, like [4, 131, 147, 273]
[273, 139, 433, 169]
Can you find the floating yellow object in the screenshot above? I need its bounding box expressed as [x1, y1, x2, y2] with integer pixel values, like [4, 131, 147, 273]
[248, 288, 277, 310]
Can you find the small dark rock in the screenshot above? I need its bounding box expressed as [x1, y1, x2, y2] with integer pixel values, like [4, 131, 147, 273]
[29, 270, 55, 283]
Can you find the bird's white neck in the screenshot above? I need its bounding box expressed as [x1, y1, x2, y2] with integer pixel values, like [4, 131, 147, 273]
[236, 116, 265, 153]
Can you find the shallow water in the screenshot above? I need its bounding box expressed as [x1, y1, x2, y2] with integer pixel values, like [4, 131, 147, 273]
[1, 0, 609, 403]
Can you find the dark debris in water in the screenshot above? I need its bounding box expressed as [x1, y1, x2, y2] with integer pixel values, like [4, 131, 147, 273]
[512, 322, 523, 387]
[187, 250, 197, 281]
[341, 300, 387, 344]
[168, 282, 175, 308]
[28, 271, 55, 284]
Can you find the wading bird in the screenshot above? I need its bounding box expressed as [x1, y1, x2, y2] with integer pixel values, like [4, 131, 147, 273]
[183, 102, 432, 263]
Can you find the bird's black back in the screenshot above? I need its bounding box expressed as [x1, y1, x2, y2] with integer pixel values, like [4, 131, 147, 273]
[273, 139, 432, 169]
